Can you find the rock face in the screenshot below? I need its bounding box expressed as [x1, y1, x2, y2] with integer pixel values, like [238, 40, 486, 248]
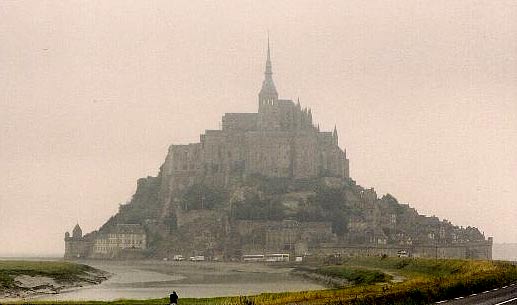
[64, 44, 492, 261]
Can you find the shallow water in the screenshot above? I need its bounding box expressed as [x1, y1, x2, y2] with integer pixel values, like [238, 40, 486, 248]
[33, 260, 325, 301]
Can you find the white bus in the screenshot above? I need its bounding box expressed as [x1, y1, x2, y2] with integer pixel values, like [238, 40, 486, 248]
[189, 255, 205, 261]
[242, 254, 265, 262]
[265, 253, 290, 262]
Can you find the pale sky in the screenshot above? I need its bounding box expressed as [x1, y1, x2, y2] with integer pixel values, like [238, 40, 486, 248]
[1, 1, 516, 256]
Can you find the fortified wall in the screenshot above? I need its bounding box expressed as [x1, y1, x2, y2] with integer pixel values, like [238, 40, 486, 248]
[317, 238, 493, 260]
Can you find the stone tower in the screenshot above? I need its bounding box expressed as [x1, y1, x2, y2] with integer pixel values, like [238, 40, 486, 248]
[64, 224, 91, 259]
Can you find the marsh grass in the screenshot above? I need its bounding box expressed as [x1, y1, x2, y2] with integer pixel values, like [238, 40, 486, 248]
[311, 266, 391, 285]
[0, 260, 98, 288]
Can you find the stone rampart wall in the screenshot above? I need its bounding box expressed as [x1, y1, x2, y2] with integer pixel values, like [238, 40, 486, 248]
[316, 241, 493, 260]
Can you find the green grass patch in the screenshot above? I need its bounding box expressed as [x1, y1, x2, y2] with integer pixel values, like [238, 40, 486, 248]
[313, 266, 391, 285]
[0, 272, 15, 288]
[0, 260, 99, 288]
[339, 256, 467, 278]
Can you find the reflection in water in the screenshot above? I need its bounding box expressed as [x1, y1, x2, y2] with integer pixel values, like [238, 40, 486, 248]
[34, 261, 325, 301]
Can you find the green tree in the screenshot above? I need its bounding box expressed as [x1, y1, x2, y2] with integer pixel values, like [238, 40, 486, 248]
[181, 184, 228, 211]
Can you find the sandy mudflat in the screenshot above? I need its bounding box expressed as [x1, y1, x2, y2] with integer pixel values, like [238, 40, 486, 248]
[31, 260, 325, 301]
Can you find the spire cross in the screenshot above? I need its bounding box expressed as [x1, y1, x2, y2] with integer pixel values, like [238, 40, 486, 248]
[265, 33, 273, 76]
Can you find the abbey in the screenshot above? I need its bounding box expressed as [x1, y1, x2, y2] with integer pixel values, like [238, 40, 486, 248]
[162, 40, 349, 190]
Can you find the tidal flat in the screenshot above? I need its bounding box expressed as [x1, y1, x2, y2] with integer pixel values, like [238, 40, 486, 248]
[27, 260, 325, 301]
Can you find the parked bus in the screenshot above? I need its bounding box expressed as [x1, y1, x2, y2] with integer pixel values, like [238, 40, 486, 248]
[189, 255, 205, 261]
[242, 254, 265, 262]
[265, 253, 290, 262]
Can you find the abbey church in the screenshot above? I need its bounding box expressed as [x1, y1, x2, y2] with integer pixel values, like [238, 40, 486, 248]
[163, 39, 349, 191]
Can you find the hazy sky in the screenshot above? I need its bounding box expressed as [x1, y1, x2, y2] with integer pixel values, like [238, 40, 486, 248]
[1, 1, 516, 256]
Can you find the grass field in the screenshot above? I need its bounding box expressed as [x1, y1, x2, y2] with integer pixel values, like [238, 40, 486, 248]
[3, 258, 517, 305]
[297, 265, 392, 286]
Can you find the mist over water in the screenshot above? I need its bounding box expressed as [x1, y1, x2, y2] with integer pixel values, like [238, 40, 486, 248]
[493, 244, 517, 262]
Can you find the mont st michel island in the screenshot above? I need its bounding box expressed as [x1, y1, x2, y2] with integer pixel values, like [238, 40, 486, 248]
[2, 2, 517, 304]
[65, 42, 494, 263]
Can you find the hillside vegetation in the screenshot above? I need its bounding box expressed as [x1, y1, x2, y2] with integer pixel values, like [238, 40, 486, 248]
[75, 170, 493, 262]
[0, 261, 99, 288]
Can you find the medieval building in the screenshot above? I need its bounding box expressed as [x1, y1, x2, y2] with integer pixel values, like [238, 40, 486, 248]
[92, 224, 147, 257]
[65, 223, 146, 259]
[160, 39, 349, 192]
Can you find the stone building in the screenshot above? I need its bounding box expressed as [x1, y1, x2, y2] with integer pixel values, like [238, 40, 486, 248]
[65, 223, 146, 259]
[236, 220, 336, 256]
[160, 40, 349, 192]
[91, 224, 146, 258]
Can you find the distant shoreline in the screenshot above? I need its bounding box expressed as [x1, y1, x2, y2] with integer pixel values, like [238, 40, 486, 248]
[0, 256, 62, 261]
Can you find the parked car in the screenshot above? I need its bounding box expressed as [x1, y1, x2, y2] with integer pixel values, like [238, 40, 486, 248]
[397, 250, 409, 257]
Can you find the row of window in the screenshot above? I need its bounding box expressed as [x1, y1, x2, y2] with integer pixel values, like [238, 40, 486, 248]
[95, 239, 144, 245]
[93, 243, 145, 253]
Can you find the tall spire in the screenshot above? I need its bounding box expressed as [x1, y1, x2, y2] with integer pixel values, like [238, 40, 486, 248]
[259, 34, 278, 106]
[266, 34, 272, 75]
